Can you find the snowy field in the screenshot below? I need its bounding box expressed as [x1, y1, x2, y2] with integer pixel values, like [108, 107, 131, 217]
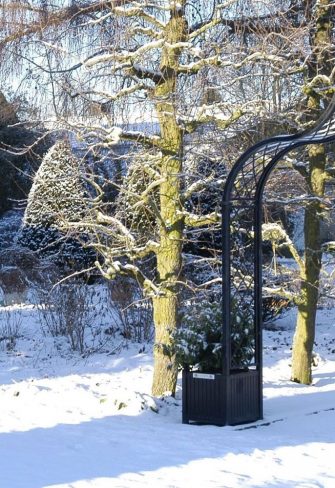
[0, 304, 334, 488]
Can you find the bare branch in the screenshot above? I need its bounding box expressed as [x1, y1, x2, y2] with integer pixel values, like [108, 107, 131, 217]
[181, 211, 221, 228]
[262, 223, 305, 272]
[95, 260, 162, 296]
[0, 1, 127, 46]
[178, 51, 295, 75]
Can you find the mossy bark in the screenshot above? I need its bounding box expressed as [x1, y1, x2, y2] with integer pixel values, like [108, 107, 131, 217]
[291, 0, 331, 384]
[151, 5, 187, 396]
[291, 144, 326, 383]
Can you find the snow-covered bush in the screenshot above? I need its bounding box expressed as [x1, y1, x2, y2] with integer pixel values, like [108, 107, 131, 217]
[0, 91, 51, 214]
[36, 282, 109, 354]
[168, 299, 255, 373]
[0, 309, 22, 351]
[171, 301, 223, 372]
[19, 141, 95, 269]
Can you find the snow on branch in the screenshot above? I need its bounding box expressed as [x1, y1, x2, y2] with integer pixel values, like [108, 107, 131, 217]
[112, 4, 165, 30]
[64, 121, 162, 148]
[96, 212, 136, 244]
[132, 25, 163, 40]
[133, 178, 166, 208]
[79, 11, 113, 27]
[182, 176, 217, 201]
[180, 105, 246, 132]
[179, 210, 221, 228]
[119, 130, 162, 148]
[71, 83, 150, 103]
[262, 286, 298, 303]
[83, 39, 165, 68]
[265, 195, 331, 207]
[178, 51, 292, 75]
[130, 64, 163, 83]
[262, 223, 304, 272]
[95, 260, 162, 296]
[304, 67, 335, 93]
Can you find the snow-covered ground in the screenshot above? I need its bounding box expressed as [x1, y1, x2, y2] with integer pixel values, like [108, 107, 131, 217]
[0, 304, 334, 488]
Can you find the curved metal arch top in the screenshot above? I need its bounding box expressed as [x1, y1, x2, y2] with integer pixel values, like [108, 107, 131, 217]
[222, 93, 335, 380]
[224, 94, 335, 204]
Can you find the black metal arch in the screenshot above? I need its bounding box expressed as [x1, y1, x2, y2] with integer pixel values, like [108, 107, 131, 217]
[221, 94, 335, 425]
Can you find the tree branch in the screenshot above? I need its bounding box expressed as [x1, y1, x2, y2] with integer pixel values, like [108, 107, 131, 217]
[0, 1, 128, 46]
[95, 260, 162, 296]
[181, 106, 246, 133]
[83, 39, 165, 68]
[180, 210, 221, 228]
[178, 51, 293, 75]
[262, 223, 305, 272]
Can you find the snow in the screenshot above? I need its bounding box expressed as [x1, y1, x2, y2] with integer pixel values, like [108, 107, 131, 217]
[0, 304, 335, 488]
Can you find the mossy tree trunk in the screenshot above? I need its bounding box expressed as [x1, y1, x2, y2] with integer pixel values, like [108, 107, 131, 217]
[291, 0, 332, 384]
[291, 143, 326, 383]
[151, 5, 187, 396]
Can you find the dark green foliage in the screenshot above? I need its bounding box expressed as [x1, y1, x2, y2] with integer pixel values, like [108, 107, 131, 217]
[172, 301, 223, 373]
[0, 92, 49, 214]
[169, 298, 255, 373]
[19, 141, 95, 269]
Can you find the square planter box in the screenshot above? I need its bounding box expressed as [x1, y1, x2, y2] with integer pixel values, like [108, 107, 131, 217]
[182, 369, 262, 426]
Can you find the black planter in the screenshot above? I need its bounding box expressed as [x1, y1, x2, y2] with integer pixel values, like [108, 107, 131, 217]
[182, 369, 262, 426]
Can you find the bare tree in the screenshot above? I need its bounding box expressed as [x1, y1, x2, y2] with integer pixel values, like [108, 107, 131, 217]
[1, 0, 332, 393]
[290, 0, 335, 384]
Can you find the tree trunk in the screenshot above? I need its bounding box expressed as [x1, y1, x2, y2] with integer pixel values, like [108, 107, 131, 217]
[291, 181, 323, 383]
[291, 142, 326, 383]
[151, 154, 183, 396]
[152, 294, 179, 396]
[291, 0, 331, 384]
[151, 4, 187, 396]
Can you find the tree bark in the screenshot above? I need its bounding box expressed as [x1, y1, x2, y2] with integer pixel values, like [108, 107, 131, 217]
[291, 0, 331, 384]
[291, 146, 325, 383]
[151, 4, 187, 396]
[152, 294, 179, 396]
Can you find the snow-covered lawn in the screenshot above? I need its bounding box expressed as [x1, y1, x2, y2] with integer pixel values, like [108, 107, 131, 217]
[0, 305, 334, 488]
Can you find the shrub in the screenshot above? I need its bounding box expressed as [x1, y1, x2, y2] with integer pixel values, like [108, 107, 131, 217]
[19, 141, 95, 270]
[107, 276, 153, 342]
[172, 301, 223, 372]
[169, 298, 255, 373]
[36, 281, 109, 354]
[0, 309, 22, 351]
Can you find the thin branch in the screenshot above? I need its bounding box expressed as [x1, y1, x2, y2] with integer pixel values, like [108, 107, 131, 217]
[0, 1, 128, 46]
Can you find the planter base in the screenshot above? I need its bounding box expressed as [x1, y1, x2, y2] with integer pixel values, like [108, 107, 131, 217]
[182, 369, 262, 426]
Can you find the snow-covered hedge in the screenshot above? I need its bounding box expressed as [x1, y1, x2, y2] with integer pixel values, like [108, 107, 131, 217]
[19, 141, 94, 269]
